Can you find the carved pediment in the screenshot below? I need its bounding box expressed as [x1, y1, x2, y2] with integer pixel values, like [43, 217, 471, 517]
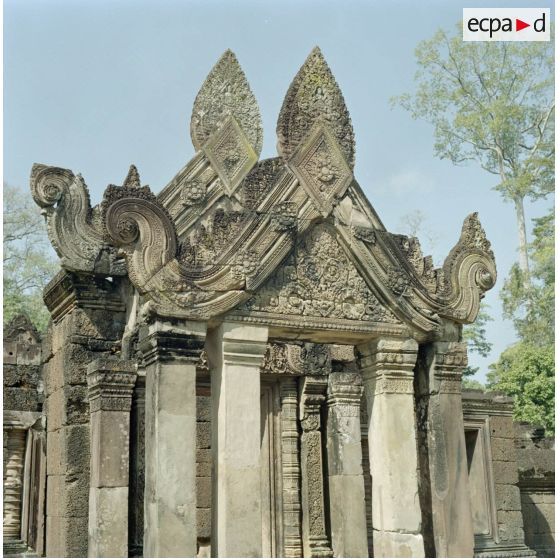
[30, 47, 496, 340]
[238, 223, 399, 326]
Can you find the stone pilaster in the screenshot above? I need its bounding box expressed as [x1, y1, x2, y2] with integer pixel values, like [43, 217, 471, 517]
[128, 375, 145, 558]
[3, 427, 27, 540]
[87, 358, 136, 558]
[417, 342, 474, 558]
[139, 319, 206, 558]
[299, 375, 333, 558]
[42, 271, 126, 558]
[357, 337, 425, 557]
[206, 322, 268, 558]
[280, 378, 303, 558]
[326, 370, 368, 558]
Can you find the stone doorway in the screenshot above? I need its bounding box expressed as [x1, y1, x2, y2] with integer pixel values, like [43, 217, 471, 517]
[260, 379, 285, 558]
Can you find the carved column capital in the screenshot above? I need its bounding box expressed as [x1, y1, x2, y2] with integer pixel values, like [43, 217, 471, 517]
[357, 337, 418, 395]
[327, 372, 363, 416]
[87, 358, 137, 412]
[428, 341, 468, 394]
[138, 320, 206, 366]
[299, 375, 328, 430]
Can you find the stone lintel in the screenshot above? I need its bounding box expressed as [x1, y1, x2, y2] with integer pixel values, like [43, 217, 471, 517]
[4, 411, 43, 430]
[87, 359, 137, 413]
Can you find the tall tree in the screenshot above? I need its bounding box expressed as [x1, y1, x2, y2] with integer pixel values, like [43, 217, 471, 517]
[393, 28, 554, 288]
[3, 184, 57, 331]
[462, 303, 493, 378]
[488, 208, 555, 434]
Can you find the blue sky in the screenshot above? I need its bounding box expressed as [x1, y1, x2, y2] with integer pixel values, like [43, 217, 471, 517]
[4, 0, 554, 380]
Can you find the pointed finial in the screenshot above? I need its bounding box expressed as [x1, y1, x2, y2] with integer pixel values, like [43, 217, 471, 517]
[277, 47, 355, 168]
[123, 165, 141, 189]
[190, 50, 263, 156]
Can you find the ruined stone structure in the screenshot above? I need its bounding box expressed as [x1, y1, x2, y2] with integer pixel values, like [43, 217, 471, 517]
[6, 48, 553, 557]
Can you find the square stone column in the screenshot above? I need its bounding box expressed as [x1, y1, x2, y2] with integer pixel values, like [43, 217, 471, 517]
[417, 342, 474, 557]
[87, 358, 137, 558]
[206, 322, 268, 558]
[326, 369, 368, 558]
[139, 319, 207, 558]
[299, 375, 333, 558]
[357, 337, 425, 557]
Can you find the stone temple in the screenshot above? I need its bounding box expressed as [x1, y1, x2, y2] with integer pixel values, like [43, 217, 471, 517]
[3, 48, 555, 557]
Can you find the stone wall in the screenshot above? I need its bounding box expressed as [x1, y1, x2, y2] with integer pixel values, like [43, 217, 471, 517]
[3, 315, 45, 557]
[516, 424, 555, 558]
[462, 390, 536, 557]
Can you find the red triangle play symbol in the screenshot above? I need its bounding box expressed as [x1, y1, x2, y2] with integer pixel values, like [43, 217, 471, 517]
[516, 19, 530, 31]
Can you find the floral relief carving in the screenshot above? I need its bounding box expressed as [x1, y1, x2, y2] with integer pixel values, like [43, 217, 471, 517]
[242, 224, 399, 324]
[277, 46, 355, 169]
[190, 49, 263, 156]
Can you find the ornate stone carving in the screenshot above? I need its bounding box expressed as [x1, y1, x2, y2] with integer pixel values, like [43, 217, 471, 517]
[289, 123, 353, 217]
[231, 249, 259, 280]
[241, 158, 286, 209]
[299, 376, 333, 557]
[30, 51, 497, 336]
[202, 115, 258, 196]
[280, 379, 303, 557]
[102, 167, 178, 290]
[271, 201, 297, 232]
[191, 49, 263, 157]
[30, 164, 124, 275]
[242, 224, 399, 323]
[87, 358, 137, 412]
[351, 225, 376, 244]
[180, 178, 206, 207]
[439, 213, 497, 323]
[277, 47, 355, 170]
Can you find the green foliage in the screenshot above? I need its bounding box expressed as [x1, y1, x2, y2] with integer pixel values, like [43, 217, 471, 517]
[501, 209, 555, 346]
[393, 26, 554, 203]
[487, 343, 555, 435]
[462, 378, 485, 391]
[3, 184, 57, 331]
[493, 208, 555, 435]
[462, 303, 493, 377]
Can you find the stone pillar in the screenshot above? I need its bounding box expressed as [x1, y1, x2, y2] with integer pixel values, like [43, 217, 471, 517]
[87, 358, 136, 558]
[206, 322, 268, 558]
[326, 370, 368, 558]
[418, 342, 474, 557]
[3, 427, 27, 540]
[139, 319, 206, 558]
[357, 337, 425, 557]
[280, 378, 303, 558]
[299, 375, 333, 558]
